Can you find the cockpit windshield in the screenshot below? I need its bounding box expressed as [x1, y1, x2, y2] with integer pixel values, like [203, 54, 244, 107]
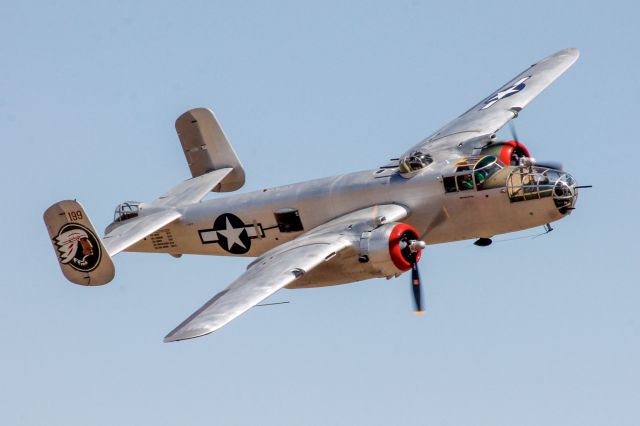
[473, 155, 503, 189]
[441, 156, 577, 213]
[113, 201, 140, 222]
[442, 155, 505, 192]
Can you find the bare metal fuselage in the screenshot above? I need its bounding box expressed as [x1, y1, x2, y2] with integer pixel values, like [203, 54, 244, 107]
[124, 161, 569, 288]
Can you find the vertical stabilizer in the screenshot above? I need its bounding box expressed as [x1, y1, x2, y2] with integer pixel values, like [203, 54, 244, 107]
[175, 108, 245, 192]
[44, 200, 115, 286]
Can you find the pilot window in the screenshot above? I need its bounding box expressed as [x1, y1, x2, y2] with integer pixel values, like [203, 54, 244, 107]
[442, 155, 504, 193]
[456, 174, 474, 191]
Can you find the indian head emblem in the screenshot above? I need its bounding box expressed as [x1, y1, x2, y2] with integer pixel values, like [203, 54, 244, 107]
[54, 223, 101, 272]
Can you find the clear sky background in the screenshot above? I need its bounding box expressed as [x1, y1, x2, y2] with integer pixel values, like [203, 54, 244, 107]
[1, 1, 638, 425]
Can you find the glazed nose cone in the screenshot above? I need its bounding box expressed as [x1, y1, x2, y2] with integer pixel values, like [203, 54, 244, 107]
[552, 171, 577, 214]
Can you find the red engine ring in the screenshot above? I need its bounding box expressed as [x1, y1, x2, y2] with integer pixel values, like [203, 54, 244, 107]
[499, 140, 531, 165]
[388, 223, 422, 272]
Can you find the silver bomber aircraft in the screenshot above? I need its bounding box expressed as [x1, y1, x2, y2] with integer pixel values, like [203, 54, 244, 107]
[44, 48, 581, 342]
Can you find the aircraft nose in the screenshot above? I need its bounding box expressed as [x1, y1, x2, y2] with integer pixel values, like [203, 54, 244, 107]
[552, 171, 577, 214]
[505, 166, 578, 214]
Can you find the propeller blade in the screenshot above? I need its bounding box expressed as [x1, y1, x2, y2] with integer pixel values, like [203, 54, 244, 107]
[509, 121, 520, 142]
[411, 261, 424, 314]
[534, 160, 564, 170]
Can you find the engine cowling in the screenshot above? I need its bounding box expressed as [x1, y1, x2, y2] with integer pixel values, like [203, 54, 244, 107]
[359, 222, 423, 277]
[481, 140, 531, 166]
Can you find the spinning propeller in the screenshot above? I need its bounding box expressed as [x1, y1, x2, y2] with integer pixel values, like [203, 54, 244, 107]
[405, 239, 426, 314]
[508, 121, 520, 146]
[509, 122, 563, 170]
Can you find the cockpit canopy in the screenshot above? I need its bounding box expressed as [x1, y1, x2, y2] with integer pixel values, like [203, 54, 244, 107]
[443, 155, 505, 192]
[399, 151, 433, 174]
[441, 155, 577, 214]
[113, 201, 140, 222]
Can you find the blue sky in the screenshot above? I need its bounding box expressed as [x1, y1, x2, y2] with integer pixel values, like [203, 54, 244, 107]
[1, 1, 638, 425]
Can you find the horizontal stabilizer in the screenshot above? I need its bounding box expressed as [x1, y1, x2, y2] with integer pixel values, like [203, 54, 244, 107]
[103, 168, 234, 255]
[44, 200, 115, 286]
[152, 168, 233, 208]
[103, 210, 182, 256]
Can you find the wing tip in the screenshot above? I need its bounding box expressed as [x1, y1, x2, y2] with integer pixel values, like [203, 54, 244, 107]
[563, 47, 580, 58]
[163, 334, 194, 343]
[539, 48, 580, 66]
[554, 47, 580, 63]
[163, 327, 215, 343]
[163, 335, 180, 343]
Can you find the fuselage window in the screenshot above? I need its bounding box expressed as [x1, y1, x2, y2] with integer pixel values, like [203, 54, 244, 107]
[443, 156, 506, 193]
[399, 151, 434, 174]
[114, 201, 140, 222]
[274, 208, 304, 233]
[443, 176, 457, 193]
[456, 174, 474, 191]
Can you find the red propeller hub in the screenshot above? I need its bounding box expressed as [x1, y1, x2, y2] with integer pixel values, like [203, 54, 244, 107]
[500, 140, 531, 165]
[388, 223, 422, 271]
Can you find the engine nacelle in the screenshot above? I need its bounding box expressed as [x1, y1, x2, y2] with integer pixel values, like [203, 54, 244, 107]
[359, 222, 423, 278]
[480, 140, 531, 166]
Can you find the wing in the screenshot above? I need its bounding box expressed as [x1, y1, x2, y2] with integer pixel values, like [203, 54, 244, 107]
[403, 48, 579, 158]
[163, 204, 409, 342]
[164, 240, 350, 342]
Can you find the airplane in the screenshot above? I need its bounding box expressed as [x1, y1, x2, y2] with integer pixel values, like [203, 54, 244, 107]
[44, 48, 581, 342]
